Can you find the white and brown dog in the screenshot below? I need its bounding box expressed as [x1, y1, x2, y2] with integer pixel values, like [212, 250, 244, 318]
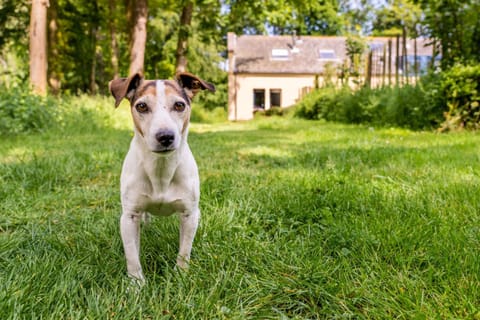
[109, 72, 215, 283]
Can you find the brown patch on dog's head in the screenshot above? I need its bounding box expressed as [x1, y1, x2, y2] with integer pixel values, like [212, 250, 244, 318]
[176, 72, 215, 99]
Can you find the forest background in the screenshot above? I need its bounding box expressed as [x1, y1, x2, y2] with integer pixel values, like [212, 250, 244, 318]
[1, 0, 479, 103]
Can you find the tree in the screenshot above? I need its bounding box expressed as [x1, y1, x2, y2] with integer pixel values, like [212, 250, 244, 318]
[29, 0, 49, 95]
[108, 0, 120, 79]
[288, 0, 343, 35]
[372, 0, 422, 37]
[128, 0, 148, 75]
[340, 0, 376, 35]
[175, 0, 193, 73]
[415, 0, 480, 67]
[47, 0, 60, 94]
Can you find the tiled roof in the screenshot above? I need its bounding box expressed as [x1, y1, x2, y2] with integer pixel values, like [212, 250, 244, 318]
[230, 34, 434, 75]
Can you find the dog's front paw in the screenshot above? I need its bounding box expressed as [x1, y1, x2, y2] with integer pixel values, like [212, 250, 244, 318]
[124, 274, 145, 294]
[127, 268, 146, 286]
[176, 255, 190, 270]
[124, 280, 144, 296]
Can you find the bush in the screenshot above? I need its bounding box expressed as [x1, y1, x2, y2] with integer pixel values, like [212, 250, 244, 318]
[438, 64, 480, 131]
[0, 85, 59, 135]
[294, 63, 480, 131]
[190, 105, 227, 123]
[254, 106, 286, 117]
[294, 87, 340, 121]
[294, 77, 445, 130]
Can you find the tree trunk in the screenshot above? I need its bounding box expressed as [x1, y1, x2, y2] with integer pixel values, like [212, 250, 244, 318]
[90, 25, 98, 94]
[48, 0, 60, 94]
[29, 0, 49, 95]
[109, 0, 120, 79]
[128, 0, 148, 76]
[175, 1, 193, 74]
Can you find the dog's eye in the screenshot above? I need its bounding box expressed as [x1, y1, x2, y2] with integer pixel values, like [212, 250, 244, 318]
[135, 102, 149, 113]
[173, 101, 186, 112]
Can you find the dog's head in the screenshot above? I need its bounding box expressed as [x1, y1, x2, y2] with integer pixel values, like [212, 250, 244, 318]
[109, 72, 215, 154]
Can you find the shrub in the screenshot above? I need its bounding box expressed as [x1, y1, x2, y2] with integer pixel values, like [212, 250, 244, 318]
[294, 74, 449, 130]
[254, 106, 285, 117]
[190, 105, 226, 123]
[0, 85, 59, 135]
[294, 87, 340, 121]
[438, 64, 480, 131]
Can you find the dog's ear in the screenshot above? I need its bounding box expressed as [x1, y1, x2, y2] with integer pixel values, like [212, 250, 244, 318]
[176, 72, 215, 99]
[109, 73, 143, 107]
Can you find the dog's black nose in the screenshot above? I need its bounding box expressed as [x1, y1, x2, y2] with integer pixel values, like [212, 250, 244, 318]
[155, 130, 175, 147]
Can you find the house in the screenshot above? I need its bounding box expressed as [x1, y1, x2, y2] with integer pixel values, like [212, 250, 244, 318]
[227, 32, 435, 121]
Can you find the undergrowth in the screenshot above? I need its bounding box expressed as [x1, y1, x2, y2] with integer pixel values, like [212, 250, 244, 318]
[295, 63, 480, 131]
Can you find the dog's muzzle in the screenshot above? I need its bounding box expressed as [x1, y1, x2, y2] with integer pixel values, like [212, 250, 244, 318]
[153, 130, 176, 153]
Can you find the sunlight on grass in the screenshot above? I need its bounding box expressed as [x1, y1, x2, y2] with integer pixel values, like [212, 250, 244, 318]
[110, 99, 136, 130]
[238, 146, 292, 158]
[1, 115, 480, 319]
[1, 146, 30, 164]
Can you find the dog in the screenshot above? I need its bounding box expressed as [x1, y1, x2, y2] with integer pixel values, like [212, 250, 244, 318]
[109, 72, 215, 283]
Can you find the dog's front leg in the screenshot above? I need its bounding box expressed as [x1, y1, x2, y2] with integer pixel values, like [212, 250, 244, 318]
[177, 207, 200, 269]
[120, 211, 145, 283]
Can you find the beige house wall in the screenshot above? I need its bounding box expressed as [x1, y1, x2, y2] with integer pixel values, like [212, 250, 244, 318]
[227, 72, 418, 121]
[229, 74, 316, 121]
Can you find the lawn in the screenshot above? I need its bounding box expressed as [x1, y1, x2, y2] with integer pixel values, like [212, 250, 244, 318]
[1, 101, 479, 319]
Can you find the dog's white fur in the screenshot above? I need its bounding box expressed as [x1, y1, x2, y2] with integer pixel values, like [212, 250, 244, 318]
[109, 73, 215, 282]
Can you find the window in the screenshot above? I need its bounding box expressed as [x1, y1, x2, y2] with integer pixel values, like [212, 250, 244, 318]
[399, 55, 436, 76]
[270, 89, 281, 108]
[253, 89, 265, 110]
[318, 49, 336, 60]
[271, 49, 289, 60]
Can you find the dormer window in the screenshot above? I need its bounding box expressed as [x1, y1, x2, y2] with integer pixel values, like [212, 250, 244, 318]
[318, 49, 336, 60]
[271, 49, 289, 60]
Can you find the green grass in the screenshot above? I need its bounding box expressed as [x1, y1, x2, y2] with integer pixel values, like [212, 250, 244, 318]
[1, 100, 480, 319]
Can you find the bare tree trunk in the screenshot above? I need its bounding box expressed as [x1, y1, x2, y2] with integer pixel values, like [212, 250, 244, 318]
[128, 0, 147, 76]
[388, 39, 392, 86]
[402, 26, 408, 85]
[414, 36, 418, 79]
[109, 0, 120, 79]
[90, 26, 98, 94]
[382, 44, 386, 87]
[47, 0, 60, 94]
[365, 50, 372, 88]
[29, 0, 49, 95]
[175, 1, 193, 74]
[395, 34, 400, 86]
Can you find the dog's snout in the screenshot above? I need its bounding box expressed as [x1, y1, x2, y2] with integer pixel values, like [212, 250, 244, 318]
[155, 130, 175, 147]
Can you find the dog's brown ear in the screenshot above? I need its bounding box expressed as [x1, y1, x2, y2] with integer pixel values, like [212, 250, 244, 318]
[176, 72, 215, 99]
[109, 73, 143, 107]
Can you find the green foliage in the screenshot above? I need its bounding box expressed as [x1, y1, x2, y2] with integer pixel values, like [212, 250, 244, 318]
[224, 0, 344, 35]
[372, 0, 422, 37]
[190, 104, 227, 123]
[416, 0, 480, 67]
[294, 79, 445, 130]
[0, 0, 29, 49]
[293, 87, 340, 121]
[438, 64, 480, 131]
[0, 85, 59, 135]
[253, 106, 292, 119]
[345, 35, 367, 78]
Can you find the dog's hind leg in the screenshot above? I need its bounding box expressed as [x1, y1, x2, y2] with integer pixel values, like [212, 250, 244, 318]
[120, 211, 145, 283]
[177, 207, 200, 269]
